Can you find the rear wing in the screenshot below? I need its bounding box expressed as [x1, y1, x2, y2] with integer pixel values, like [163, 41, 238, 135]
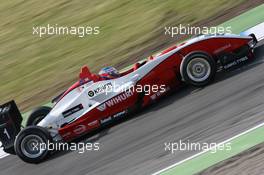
[240, 22, 264, 42]
[0, 101, 23, 153]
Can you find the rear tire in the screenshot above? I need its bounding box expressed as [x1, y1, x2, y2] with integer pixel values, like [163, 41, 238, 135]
[3, 147, 16, 155]
[14, 126, 52, 163]
[180, 52, 216, 87]
[26, 106, 51, 126]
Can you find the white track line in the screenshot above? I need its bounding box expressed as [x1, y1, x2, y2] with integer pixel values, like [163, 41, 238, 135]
[152, 121, 264, 175]
[0, 142, 9, 159]
[242, 22, 264, 41]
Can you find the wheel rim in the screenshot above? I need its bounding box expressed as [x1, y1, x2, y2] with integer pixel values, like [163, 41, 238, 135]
[20, 135, 46, 159]
[186, 57, 211, 82]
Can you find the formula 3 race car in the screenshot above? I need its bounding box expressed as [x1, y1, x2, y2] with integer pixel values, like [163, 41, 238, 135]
[0, 23, 263, 163]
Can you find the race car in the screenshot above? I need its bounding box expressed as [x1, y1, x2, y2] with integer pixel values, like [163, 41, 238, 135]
[0, 25, 262, 163]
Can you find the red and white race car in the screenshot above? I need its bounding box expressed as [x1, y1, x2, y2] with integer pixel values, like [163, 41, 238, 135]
[0, 27, 262, 163]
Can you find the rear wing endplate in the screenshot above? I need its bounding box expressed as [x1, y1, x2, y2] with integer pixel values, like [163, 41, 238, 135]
[0, 101, 23, 152]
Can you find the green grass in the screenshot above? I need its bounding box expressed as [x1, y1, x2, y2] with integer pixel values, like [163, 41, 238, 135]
[160, 124, 264, 175]
[220, 4, 264, 33]
[0, 0, 245, 112]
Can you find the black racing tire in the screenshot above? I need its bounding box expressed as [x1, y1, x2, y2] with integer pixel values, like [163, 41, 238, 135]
[180, 52, 216, 87]
[249, 33, 258, 45]
[26, 106, 51, 126]
[248, 34, 257, 58]
[14, 126, 52, 163]
[3, 147, 16, 155]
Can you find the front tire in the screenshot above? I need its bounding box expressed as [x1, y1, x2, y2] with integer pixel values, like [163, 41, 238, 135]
[180, 52, 216, 87]
[14, 126, 52, 163]
[26, 106, 51, 126]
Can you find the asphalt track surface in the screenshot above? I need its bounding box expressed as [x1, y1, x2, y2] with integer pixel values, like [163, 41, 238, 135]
[1, 42, 264, 175]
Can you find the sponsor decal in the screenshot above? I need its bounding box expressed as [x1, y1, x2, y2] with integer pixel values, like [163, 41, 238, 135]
[112, 110, 127, 119]
[88, 120, 99, 127]
[100, 116, 112, 124]
[88, 91, 95, 97]
[96, 91, 134, 111]
[105, 91, 134, 107]
[213, 44, 231, 54]
[62, 120, 99, 138]
[88, 82, 112, 98]
[150, 87, 170, 100]
[61, 110, 127, 138]
[96, 104, 106, 111]
[73, 125, 86, 135]
[61, 132, 71, 138]
[223, 56, 249, 69]
[62, 104, 83, 118]
[100, 110, 127, 125]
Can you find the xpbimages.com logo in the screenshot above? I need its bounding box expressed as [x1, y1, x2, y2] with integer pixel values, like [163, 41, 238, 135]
[164, 24, 232, 37]
[164, 140, 232, 154]
[32, 24, 100, 37]
[32, 140, 100, 154]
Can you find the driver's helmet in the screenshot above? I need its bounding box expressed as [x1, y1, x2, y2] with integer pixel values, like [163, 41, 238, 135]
[99, 66, 120, 79]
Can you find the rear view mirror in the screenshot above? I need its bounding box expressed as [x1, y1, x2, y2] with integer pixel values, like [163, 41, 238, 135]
[79, 65, 92, 80]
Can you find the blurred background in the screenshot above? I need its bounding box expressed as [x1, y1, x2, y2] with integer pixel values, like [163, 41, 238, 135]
[0, 0, 261, 112]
